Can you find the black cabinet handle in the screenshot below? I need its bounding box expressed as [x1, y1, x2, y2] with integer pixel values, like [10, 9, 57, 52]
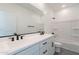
[43, 50, 47, 54]
[43, 42, 47, 45]
[52, 42, 54, 47]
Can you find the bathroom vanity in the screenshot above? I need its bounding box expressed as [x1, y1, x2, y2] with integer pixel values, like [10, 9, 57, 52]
[0, 34, 55, 55]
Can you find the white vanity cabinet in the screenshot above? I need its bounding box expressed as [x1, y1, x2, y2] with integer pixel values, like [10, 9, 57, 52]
[13, 35, 55, 55]
[39, 37, 55, 55]
[15, 43, 40, 55]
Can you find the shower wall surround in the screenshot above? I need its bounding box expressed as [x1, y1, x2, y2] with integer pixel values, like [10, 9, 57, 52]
[53, 6, 79, 43]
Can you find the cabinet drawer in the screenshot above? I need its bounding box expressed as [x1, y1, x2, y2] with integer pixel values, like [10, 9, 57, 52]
[16, 44, 40, 55]
[40, 47, 49, 55]
[40, 39, 48, 48]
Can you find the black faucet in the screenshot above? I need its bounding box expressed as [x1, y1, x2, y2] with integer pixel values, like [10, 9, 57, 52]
[39, 31, 45, 35]
[20, 35, 24, 39]
[9, 37, 15, 42]
[52, 32, 55, 34]
[14, 33, 19, 40]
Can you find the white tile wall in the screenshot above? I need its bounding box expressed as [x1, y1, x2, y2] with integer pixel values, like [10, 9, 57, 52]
[54, 6, 79, 44]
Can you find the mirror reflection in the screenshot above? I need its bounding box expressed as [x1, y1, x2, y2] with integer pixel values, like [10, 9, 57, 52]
[0, 3, 44, 37]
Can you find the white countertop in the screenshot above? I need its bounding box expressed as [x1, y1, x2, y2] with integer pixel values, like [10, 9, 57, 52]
[0, 34, 53, 55]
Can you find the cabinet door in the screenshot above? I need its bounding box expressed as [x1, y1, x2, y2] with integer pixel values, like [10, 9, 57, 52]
[48, 37, 55, 55]
[48, 43, 55, 55]
[16, 44, 40, 55]
[32, 50, 39, 55]
[17, 49, 39, 55]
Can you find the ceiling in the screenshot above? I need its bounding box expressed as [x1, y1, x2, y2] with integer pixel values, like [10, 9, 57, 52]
[17, 3, 79, 14]
[45, 3, 79, 12]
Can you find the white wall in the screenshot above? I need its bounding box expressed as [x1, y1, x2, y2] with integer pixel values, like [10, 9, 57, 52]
[0, 4, 43, 36]
[40, 4, 55, 34]
[43, 12, 55, 34]
[54, 6, 79, 43]
[31, 3, 47, 14]
[27, 3, 55, 34]
[55, 6, 79, 21]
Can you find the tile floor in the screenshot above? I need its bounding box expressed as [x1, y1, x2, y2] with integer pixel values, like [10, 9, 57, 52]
[54, 48, 79, 55]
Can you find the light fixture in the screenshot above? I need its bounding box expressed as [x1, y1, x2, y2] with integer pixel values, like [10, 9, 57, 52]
[61, 5, 66, 8]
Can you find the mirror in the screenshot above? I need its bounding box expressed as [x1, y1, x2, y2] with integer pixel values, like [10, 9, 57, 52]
[0, 4, 44, 37]
[0, 10, 16, 36]
[16, 9, 44, 34]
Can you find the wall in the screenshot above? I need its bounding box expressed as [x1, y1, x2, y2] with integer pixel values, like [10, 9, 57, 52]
[30, 3, 55, 34]
[43, 12, 55, 34]
[31, 3, 47, 14]
[54, 6, 79, 43]
[40, 4, 55, 34]
[55, 5, 79, 21]
[0, 4, 43, 36]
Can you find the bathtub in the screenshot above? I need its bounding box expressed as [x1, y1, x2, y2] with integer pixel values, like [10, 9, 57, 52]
[57, 40, 79, 53]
